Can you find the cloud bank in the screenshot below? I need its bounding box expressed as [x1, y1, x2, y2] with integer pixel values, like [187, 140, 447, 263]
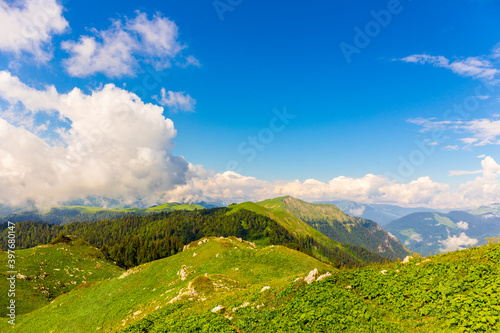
[1, 72, 500, 209]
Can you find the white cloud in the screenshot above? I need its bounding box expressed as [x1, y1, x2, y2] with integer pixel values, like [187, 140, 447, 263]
[348, 206, 365, 217]
[456, 221, 468, 230]
[439, 232, 478, 253]
[182, 55, 201, 68]
[62, 11, 192, 78]
[155, 88, 196, 112]
[161, 156, 500, 210]
[491, 43, 500, 59]
[455, 156, 500, 207]
[399, 49, 499, 81]
[407, 118, 453, 133]
[409, 118, 500, 147]
[448, 170, 482, 177]
[461, 119, 500, 146]
[410, 233, 423, 242]
[0, 0, 68, 62]
[0, 71, 188, 207]
[0, 71, 59, 110]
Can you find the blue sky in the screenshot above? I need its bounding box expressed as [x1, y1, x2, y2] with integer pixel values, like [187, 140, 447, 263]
[0, 0, 499, 208]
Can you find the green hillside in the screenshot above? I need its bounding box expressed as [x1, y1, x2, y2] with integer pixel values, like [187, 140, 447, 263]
[2, 207, 385, 271]
[256, 196, 410, 260]
[0, 236, 333, 332]
[0, 203, 205, 225]
[228, 201, 341, 249]
[2, 237, 500, 332]
[228, 201, 390, 265]
[0, 238, 123, 316]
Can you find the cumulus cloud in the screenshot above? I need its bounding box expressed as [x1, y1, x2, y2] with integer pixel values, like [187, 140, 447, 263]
[0, 71, 188, 207]
[62, 11, 194, 78]
[439, 232, 478, 253]
[155, 88, 196, 112]
[159, 167, 274, 205]
[456, 221, 468, 230]
[455, 156, 500, 207]
[0, 0, 68, 61]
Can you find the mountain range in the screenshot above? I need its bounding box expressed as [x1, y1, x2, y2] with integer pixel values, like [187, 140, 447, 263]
[0, 203, 205, 224]
[469, 203, 500, 218]
[383, 211, 500, 255]
[324, 200, 441, 225]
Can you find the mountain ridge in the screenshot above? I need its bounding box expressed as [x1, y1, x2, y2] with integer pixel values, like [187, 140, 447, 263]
[254, 196, 410, 260]
[0, 202, 205, 224]
[323, 200, 441, 225]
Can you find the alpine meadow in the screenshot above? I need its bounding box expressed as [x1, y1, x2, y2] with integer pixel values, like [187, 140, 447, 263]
[1, 0, 500, 332]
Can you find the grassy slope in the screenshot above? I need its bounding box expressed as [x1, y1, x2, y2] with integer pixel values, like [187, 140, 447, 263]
[257, 196, 410, 260]
[228, 201, 341, 249]
[228, 202, 390, 266]
[2, 238, 500, 332]
[108, 241, 500, 332]
[0, 236, 333, 332]
[0, 240, 123, 316]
